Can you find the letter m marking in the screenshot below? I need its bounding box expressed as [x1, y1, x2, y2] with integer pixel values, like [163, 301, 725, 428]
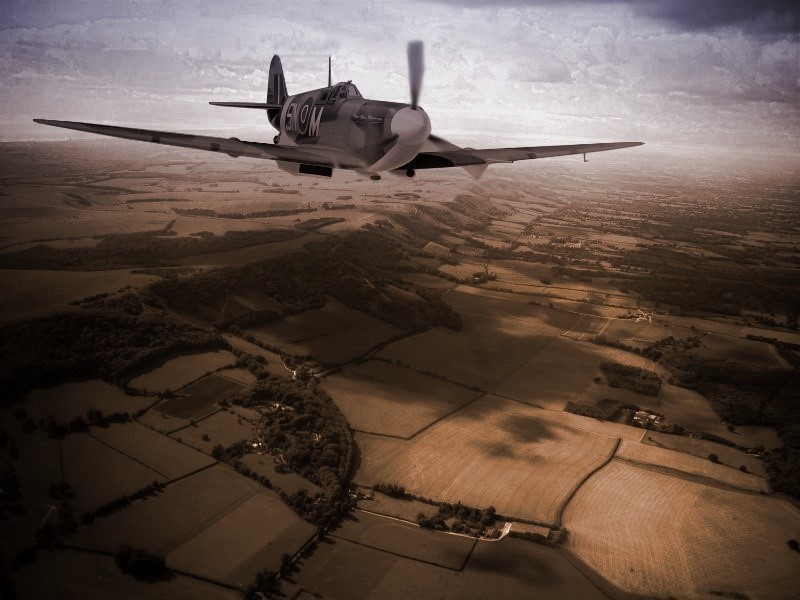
[308, 107, 323, 137]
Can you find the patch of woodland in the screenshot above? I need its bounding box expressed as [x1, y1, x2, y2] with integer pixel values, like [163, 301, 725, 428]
[0, 292, 223, 400]
[416, 503, 501, 538]
[593, 334, 703, 363]
[294, 217, 346, 230]
[173, 207, 313, 219]
[659, 353, 792, 429]
[0, 223, 303, 270]
[564, 398, 642, 422]
[600, 361, 662, 397]
[114, 545, 169, 581]
[223, 376, 356, 529]
[151, 228, 462, 334]
[447, 194, 510, 222]
[610, 248, 799, 320]
[372, 481, 406, 498]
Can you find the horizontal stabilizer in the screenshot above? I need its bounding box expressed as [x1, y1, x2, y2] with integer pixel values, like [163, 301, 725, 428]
[209, 102, 279, 110]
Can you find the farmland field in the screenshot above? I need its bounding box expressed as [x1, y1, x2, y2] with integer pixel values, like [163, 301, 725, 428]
[136, 407, 190, 434]
[0, 268, 160, 325]
[156, 373, 243, 420]
[688, 332, 791, 369]
[27, 379, 151, 423]
[322, 359, 483, 437]
[89, 421, 215, 480]
[166, 492, 316, 586]
[12, 550, 239, 600]
[240, 453, 322, 495]
[360, 491, 437, 522]
[72, 463, 314, 584]
[332, 510, 475, 570]
[493, 336, 670, 411]
[564, 460, 800, 599]
[61, 432, 164, 512]
[221, 333, 289, 376]
[246, 298, 402, 364]
[378, 287, 580, 390]
[169, 408, 254, 451]
[616, 439, 769, 492]
[128, 349, 237, 392]
[2, 141, 798, 599]
[644, 431, 768, 477]
[355, 395, 620, 524]
[294, 524, 606, 600]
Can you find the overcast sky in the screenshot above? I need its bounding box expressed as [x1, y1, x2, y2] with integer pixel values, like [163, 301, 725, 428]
[1, 0, 798, 155]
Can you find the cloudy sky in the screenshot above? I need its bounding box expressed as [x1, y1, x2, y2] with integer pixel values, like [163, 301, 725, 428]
[1, 0, 798, 155]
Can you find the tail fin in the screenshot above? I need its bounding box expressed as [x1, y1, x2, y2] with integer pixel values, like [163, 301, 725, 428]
[267, 55, 288, 106]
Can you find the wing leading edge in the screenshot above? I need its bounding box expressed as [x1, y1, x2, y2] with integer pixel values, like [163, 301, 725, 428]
[32, 119, 337, 167]
[33, 119, 643, 177]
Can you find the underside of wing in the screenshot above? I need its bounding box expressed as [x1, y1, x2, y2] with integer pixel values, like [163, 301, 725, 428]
[32, 118, 336, 167]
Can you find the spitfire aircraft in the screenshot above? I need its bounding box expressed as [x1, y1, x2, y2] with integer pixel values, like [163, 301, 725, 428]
[35, 42, 642, 180]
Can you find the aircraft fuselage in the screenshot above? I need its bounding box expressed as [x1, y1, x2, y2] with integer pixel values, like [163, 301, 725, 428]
[274, 82, 431, 172]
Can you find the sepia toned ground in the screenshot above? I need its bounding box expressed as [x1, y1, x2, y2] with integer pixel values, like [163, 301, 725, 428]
[1, 140, 799, 599]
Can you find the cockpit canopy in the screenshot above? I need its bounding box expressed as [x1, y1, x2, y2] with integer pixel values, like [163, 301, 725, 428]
[318, 82, 362, 104]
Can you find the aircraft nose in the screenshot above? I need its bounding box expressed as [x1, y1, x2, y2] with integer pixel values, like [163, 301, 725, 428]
[390, 107, 431, 146]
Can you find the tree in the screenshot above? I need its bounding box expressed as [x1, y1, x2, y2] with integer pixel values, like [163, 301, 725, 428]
[114, 545, 167, 580]
[708, 453, 720, 464]
[211, 443, 224, 460]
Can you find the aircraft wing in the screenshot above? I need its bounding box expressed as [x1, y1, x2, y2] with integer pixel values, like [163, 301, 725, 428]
[32, 119, 336, 166]
[406, 137, 643, 169]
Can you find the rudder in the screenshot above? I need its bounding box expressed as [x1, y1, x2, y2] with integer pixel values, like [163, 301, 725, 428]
[267, 55, 288, 106]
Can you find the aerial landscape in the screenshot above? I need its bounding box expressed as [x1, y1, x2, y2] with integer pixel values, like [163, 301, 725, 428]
[1, 1, 799, 599]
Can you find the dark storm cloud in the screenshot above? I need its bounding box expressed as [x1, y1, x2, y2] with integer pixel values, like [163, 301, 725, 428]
[434, 0, 800, 33]
[640, 0, 800, 33]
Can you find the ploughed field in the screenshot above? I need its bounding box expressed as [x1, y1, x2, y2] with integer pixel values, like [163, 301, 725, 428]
[354, 394, 620, 525]
[564, 460, 800, 600]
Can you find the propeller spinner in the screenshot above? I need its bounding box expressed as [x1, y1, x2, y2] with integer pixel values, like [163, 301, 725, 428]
[369, 41, 431, 172]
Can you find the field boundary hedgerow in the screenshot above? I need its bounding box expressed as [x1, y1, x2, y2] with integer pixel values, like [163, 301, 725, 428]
[553, 438, 621, 528]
